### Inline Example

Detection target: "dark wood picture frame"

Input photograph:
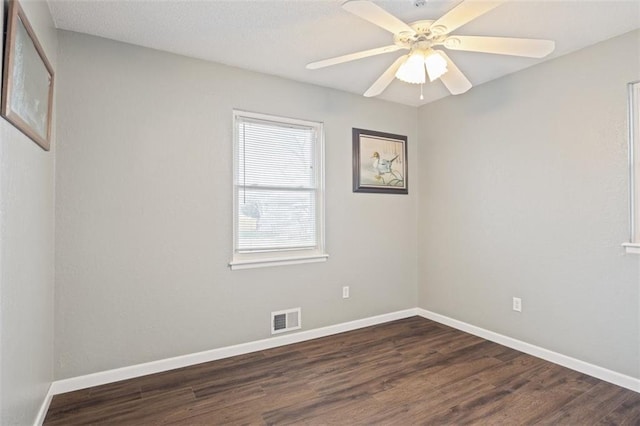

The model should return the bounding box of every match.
[353,128,408,194]
[1,0,54,151]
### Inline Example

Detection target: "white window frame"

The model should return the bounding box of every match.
[230,110,327,269]
[624,81,640,254]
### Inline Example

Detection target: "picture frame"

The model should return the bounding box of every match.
[1,0,55,151]
[353,128,408,194]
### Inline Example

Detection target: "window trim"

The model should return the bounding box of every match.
[625,81,640,254]
[230,110,327,269]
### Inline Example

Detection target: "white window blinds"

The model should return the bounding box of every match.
[231,111,326,269]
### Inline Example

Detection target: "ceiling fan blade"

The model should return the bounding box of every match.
[306,45,404,70]
[342,0,415,35]
[430,0,505,35]
[364,55,408,97]
[443,36,555,58]
[437,51,472,95]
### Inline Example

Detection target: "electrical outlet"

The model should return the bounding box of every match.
[512,297,522,312]
[342,286,350,299]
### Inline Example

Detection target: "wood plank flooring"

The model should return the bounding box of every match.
[44,317,640,425]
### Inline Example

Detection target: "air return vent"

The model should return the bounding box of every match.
[271,308,301,334]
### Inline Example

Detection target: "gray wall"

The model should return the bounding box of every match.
[0,1,57,424]
[417,30,640,377]
[54,26,640,383]
[54,31,418,379]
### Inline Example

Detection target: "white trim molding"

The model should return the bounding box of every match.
[622,242,640,254]
[230,254,329,270]
[416,308,640,393]
[50,309,417,395]
[34,384,54,426]
[47,307,639,401]
[626,80,640,252]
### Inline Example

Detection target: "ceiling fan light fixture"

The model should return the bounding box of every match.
[395,51,426,84]
[424,50,448,82]
[308,0,555,99]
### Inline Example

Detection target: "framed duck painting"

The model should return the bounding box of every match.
[352,128,408,194]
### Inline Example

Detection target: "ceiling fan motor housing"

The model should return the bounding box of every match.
[394,20,448,51]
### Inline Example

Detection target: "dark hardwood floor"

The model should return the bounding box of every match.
[44,316,640,425]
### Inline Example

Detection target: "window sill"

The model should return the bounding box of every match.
[623,243,640,254]
[229,254,329,270]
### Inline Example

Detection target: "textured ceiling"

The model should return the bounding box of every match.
[48,0,640,106]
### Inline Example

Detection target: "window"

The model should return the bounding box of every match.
[624,81,640,254]
[230,110,327,269]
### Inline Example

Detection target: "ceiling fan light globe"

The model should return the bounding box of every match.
[425,51,448,81]
[395,51,426,84]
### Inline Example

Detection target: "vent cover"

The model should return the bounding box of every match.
[271,308,301,334]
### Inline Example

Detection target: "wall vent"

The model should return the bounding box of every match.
[271,308,301,334]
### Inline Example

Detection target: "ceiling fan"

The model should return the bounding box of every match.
[306,0,555,98]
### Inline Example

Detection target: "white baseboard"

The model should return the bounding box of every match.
[33,384,54,426]
[416,308,640,393]
[50,308,418,395]
[48,306,640,400]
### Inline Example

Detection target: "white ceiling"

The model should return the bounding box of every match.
[48,0,640,106]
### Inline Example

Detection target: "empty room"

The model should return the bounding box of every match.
[1,0,640,424]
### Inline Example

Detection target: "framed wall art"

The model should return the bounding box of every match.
[353,128,408,194]
[1,0,55,151]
